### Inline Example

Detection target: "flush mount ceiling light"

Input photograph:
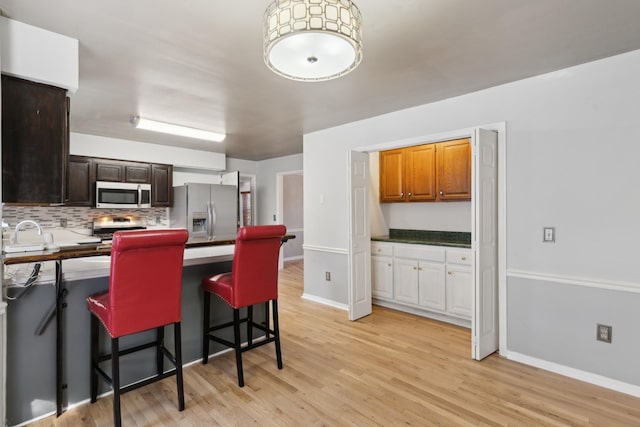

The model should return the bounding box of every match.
[263,0,363,82]
[131,116,226,142]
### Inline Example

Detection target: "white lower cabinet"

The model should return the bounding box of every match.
[418,261,446,311]
[445,249,473,318]
[393,257,420,304]
[371,241,473,324]
[371,242,394,299]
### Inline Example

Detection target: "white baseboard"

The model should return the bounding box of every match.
[283,255,303,262]
[301,293,348,311]
[506,351,640,398]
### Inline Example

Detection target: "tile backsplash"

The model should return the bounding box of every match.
[2,206,169,231]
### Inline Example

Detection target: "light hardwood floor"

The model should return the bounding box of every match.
[31,260,640,426]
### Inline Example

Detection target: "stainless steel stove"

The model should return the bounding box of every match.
[92,215,147,241]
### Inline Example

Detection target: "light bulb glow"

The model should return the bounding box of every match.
[131,117,225,142]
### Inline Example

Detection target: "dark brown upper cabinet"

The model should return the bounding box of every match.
[2,75,69,204]
[66,155,173,207]
[95,159,151,184]
[66,155,94,206]
[151,163,173,207]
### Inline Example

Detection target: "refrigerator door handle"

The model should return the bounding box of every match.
[206,202,213,240]
[206,201,217,240]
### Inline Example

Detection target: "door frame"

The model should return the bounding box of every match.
[239,173,257,226]
[349,122,507,355]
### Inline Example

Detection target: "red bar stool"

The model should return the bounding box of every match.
[201,225,286,387]
[86,229,189,427]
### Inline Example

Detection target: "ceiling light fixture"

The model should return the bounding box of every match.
[131,116,226,142]
[263,0,363,82]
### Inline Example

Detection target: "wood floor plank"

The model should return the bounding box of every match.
[28,259,640,426]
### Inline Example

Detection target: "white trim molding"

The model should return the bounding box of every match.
[506,351,640,398]
[303,244,349,255]
[507,269,640,294]
[301,293,348,311]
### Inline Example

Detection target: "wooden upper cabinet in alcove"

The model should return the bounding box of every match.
[379,138,470,203]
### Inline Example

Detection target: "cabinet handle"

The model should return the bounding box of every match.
[413,266,417,270]
[440,191,444,195]
[408,192,412,197]
[387,263,391,267]
[448,271,452,275]
[418,267,422,271]
[461,256,466,261]
[401,192,404,197]
[377,248,381,252]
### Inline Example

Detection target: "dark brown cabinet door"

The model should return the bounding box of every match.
[66,155,94,206]
[2,75,69,204]
[95,161,124,182]
[151,164,173,207]
[125,163,151,183]
[405,144,436,202]
[437,138,471,201]
[379,149,405,202]
[95,159,151,183]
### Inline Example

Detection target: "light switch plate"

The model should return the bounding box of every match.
[543,227,555,242]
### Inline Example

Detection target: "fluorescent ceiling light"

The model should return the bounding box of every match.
[131,116,226,142]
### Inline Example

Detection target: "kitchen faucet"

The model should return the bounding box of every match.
[11,220,43,244]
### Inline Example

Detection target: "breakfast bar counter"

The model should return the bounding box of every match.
[3,234,240,265]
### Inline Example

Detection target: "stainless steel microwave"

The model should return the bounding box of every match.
[95,181,151,208]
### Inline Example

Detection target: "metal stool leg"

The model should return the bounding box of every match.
[156,326,165,375]
[202,292,210,363]
[233,308,244,387]
[174,322,185,411]
[111,337,122,427]
[272,299,283,370]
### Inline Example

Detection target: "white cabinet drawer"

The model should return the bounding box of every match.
[394,243,445,262]
[371,242,393,257]
[446,249,472,266]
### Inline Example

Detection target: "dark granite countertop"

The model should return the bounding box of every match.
[371,229,471,248]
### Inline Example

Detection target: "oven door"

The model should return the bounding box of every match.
[96,182,151,208]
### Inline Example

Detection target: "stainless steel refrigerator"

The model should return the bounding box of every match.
[170,179,239,240]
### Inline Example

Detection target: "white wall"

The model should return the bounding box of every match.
[304,48,640,393]
[0,17,78,92]
[256,153,303,225]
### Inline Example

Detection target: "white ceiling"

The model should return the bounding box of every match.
[2,0,640,161]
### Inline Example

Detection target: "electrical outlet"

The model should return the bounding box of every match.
[325,271,331,281]
[597,324,612,343]
[543,227,555,242]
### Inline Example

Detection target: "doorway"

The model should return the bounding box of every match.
[347,123,506,360]
[277,170,304,269]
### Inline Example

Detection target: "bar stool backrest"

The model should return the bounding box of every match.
[107,229,189,337]
[230,225,287,308]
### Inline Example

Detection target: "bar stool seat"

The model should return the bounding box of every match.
[201,225,286,387]
[87,228,188,427]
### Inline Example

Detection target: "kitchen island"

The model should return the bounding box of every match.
[2,233,294,426]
